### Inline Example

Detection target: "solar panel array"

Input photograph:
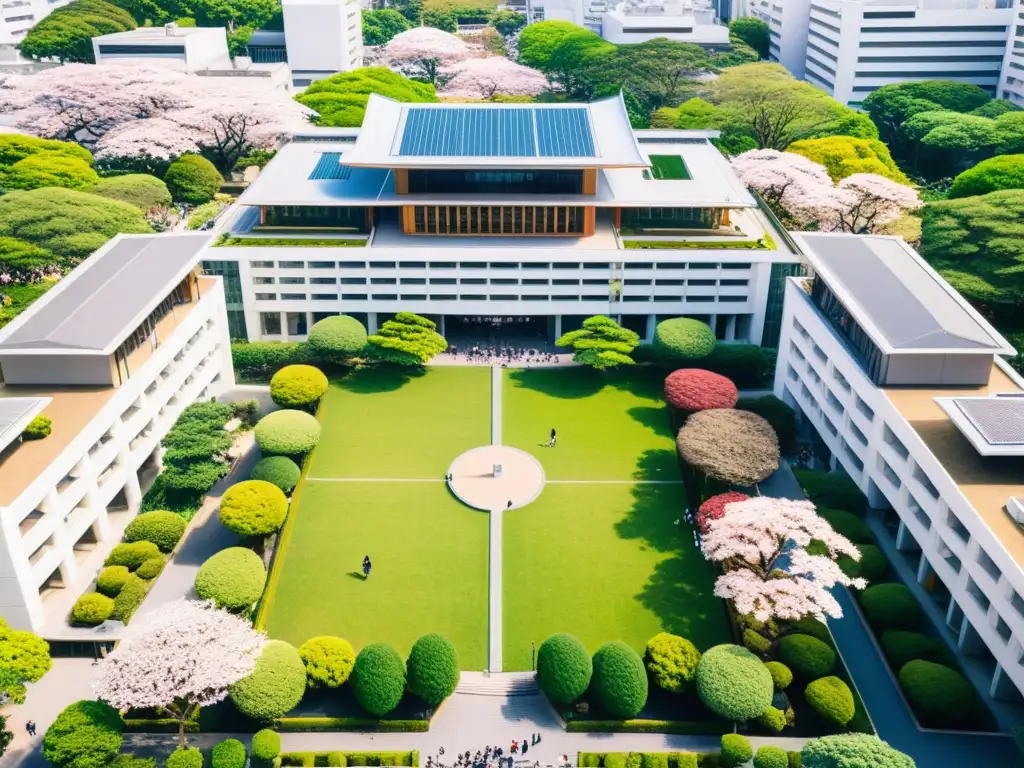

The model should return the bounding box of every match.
[308,152,352,180]
[398,107,596,158]
[0,398,47,449]
[955,397,1024,445]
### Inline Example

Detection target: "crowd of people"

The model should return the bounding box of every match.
[424,738,571,768]
[444,344,565,367]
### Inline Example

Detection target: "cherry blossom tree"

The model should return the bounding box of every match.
[439,57,547,99]
[382,27,472,85]
[702,496,867,623]
[830,173,924,234]
[93,600,265,748]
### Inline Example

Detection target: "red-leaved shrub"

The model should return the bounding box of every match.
[697,491,751,533]
[664,369,739,413]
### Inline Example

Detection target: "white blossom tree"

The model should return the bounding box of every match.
[382,27,472,85]
[439,57,548,99]
[702,496,867,623]
[93,599,265,748]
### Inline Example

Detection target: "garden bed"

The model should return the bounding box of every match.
[279,750,420,766]
[622,234,776,250]
[216,237,368,248]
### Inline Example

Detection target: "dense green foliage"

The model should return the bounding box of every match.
[43,700,124,768]
[406,633,460,707]
[556,316,640,369]
[104,541,161,569]
[298,636,356,689]
[96,565,131,597]
[164,155,223,204]
[763,661,792,691]
[753,746,788,768]
[643,632,700,694]
[491,9,526,35]
[254,409,321,455]
[71,593,114,626]
[18,0,135,62]
[157,401,233,498]
[111,573,148,622]
[802,735,914,768]
[791,469,866,514]
[817,508,872,544]
[362,9,412,44]
[232,341,313,378]
[652,318,716,361]
[898,659,981,729]
[0,135,93,166]
[90,174,172,210]
[0,154,98,192]
[949,154,1024,198]
[251,456,302,493]
[859,583,922,631]
[135,556,165,580]
[367,311,447,365]
[212,739,247,768]
[270,364,329,409]
[350,643,407,716]
[838,543,886,584]
[218,480,289,537]
[230,640,307,720]
[805,676,855,727]
[195,547,267,610]
[123,511,187,553]
[695,644,773,722]
[0,238,53,282]
[728,17,769,59]
[166,748,204,768]
[721,734,753,767]
[307,315,368,361]
[536,633,592,704]
[297,68,438,128]
[787,136,909,183]
[590,642,648,718]
[22,415,51,440]
[879,630,955,672]
[778,634,836,680]
[251,729,282,761]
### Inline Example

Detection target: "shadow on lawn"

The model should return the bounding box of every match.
[506,367,664,400]
[627,405,674,439]
[333,364,426,394]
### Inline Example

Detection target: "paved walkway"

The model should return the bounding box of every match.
[492,367,502,445]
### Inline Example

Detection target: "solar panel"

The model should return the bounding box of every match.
[308,152,352,180]
[954,397,1024,445]
[0,398,48,452]
[536,108,595,157]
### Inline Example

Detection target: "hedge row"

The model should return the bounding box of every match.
[279,751,418,767]
[271,717,428,732]
[569,721,732,735]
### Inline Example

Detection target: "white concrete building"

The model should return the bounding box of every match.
[0,234,234,637]
[92,24,232,70]
[0,0,72,46]
[602,0,730,46]
[997,0,1024,104]
[281,0,362,88]
[774,232,1024,703]
[750,0,1014,105]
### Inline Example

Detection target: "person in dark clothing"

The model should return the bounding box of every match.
[521,739,528,755]
[507,500,513,509]
[362,555,372,579]
[548,428,556,447]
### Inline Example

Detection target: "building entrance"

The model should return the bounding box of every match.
[445,315,556,352]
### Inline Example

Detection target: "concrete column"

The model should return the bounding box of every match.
[990,663,1024,702]
[958,618,987,656]
[708,314,718,338]
[368,312,378,334]
[124,472,142,509]
[725,315,737,342]
[895,520,913,551]
[439,315,446,338]
[645,314,656,343]
[916,553,932,586]
[554,315,562,340]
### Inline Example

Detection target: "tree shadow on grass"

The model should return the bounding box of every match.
[635,555,730,649]
[627,405,675,439]
[332,364,426,394]
[506,366,665,400]
[615,467,686,554]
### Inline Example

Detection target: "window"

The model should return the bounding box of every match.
[339,261,365,268]
[312,294,337,300]
[620,207,719,230]
[280,277,305,285]
[251,260,274,269]
[256,293,277,301]
[253,276,274,285]
[373,293,398,300]
[371,277,396,285]
[400,278,426,285]
[883,426,909,459]
[409,205,586,235]
[430,278,456,285]
[309,261,335,269]
[286,312,307,336]
[260,312,282,335]
[281,293,306,300]
[341,293,367,300]
[312,277,338,285]
[278,261,304,269]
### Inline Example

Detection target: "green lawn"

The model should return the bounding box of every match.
[502,483,730,672]
[502,368,678,480]
[263,481,489,669]
[309,366,490,479]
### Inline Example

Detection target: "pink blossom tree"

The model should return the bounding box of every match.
[93,599,265,748]
[703,496,866,622]
[382,27,472,85]
[439,57,548,99]
[830,173,924,234]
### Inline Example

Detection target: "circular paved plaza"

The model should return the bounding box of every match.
[447,446,545,511]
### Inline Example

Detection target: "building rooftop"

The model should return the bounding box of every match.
[0,397,50,456]
[93,26,227,41]
[0,234,213,356]
[935,395,1024,457]
[797,233,1014,356]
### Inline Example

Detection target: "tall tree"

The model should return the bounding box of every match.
[297,67,437,128]
[18,0,135,63]
[556,316,640,369]
[728,17,769,59]
[787,136,909,183]
[361,8,411,46]
[381,26,470,85]
[613,39,711,110]
[516,20,583,70]
[0,617,52,704]
[367,311,447,365]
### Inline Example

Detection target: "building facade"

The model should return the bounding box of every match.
[92,24,232,70]
[774,232,1024,703]
[209,96,803,349]
[281,0,362,87]
[998,0,1024,104]
[602,0,730,46]
[0,0,72,46]
[0,235,234,635]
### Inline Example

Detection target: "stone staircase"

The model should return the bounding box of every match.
[456,671,539,696]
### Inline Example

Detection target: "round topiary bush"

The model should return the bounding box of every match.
[817,508,873,544]
[753,746,788,768]
[778,634,836,680]
[229,640,307,720]
[90,173,172,210]
[218,480,289,537]
[307,315,368,360]
[104,540,161,569]
[859,583,922,631]
[663,369,739,413]
[790,616,831,644]
[897,659,980,729]
[250,456,301,494]
[590,641,648,718]
[737,395,797,455]
[254,409,321,456]
[71,593,114,625]
[805,676,855,727]
[763,661,793,691]
[269,365,329,410]
[696,491,750,534]
[135,555,166,580]
[856,544,887,583]
[643,632,700,694]
[536,633,592,705]
[211,738,247,768]
[96,565,131,597]
[653,318,717,361]
[801,734,914,768]
[721,734,753,768]
[164,154,223,204]
[251,729,281,761]
[194,547,267,611]
[695,644,774,722]
[879,630,954,672]
[406,633,460,707]
[22,415,51,440]
[755,706,787,733]
[677,409,780,486]
[123,510,187,553]
[166,747,204,768]
[43,699,124,768]
[350,642,407,717]
[298,636,356,689]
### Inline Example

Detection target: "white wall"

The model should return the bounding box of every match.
[282,0,362,80]
[92,28,231,71]
[998,0,1024,104]
[0,0,73,46]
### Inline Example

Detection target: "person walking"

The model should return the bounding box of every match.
[521,739,528,756]
[510,740,518,755]
[25,721,35,736]
[506,500,513,509]
[548,428,556,447]
[362,555,372,579]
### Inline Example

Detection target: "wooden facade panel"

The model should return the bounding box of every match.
[582,169,598,195]
[394,169,409,195]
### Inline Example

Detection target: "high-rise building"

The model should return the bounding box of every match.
[0,0,71,46]
[998,0,1024,104]
[281,0,362,88]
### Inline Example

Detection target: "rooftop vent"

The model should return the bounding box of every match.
[165,21,179,35]
[1008,497,1024,526]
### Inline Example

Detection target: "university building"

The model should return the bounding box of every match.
[774,233,1024,704]
[207,94,802,348]
[0,235,234,636]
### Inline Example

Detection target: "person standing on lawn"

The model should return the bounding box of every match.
[362,555,372,579]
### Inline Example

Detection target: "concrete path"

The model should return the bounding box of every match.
[489,507,503,673]
[492,367,502,446]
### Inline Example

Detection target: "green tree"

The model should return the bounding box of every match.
[190,0,278,28]
[517,20,585,69]
[801,735,914,768]
[0,188,151,264]
[164,155,224,204]
[0,238,55,281]
[0,618,52,704]
[362,9,411,45]
[712,35,760,68]
[995,111,1024,154]
[390,0,422,23]
[228,24,253,57]
[367,311,447,365]
[948,154,1024,198]
[0,715,12,758]
[297,67,438,128]
[728,17,769,59]
[0,153,99,192]
[787,136,909,183]
[902,110,1000,176]
[542,28,616,100]
[612,39,711,111]
[90,174,172,210]
[490,9,525,36]
[18,0,135,62]
[43,700,124,768]
[422,7,456,31]
[0,135,93,166]
[556,315,639,369]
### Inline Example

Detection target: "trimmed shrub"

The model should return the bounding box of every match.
[251,456,302,493]
[536,633,592,705]
[697,491,749,534]
[789,617,832,645]
[255,409,321,456]
[605,755,626,768]
[948,154,1024,198]
[677,409,780,486]
[805,676,855,727]
[695,644,773,722]
[801,734,914,768]
[778,634,836,680]
[233,341,314,380]
[663,369,738,412]
[898,659,980,729]
[643,632,700,694]
[753,747,788,768]
[817,508,872,544]
[879,630,955,672]
[743,628,772,655]
[590,641,648,719]
[701,343,775,389]
[166,747,204,768]
[164,154,223,204]
[96,565,131,597]
[212,739,247,768]
[230,640,307,720]
[307,315,368,360]
[351,643,407,717]
[653,318,716,360]
[90,174,172,210]
[859,583,922,631]
[764,661,792,690]
[43,700,124,768]
[299,636,356,689]
[737,395,797,454]
[22,415,51,440]
[135,556,166,580]
[123,510,187,553]
[406,633,460,707]
[270,365,329,409]
[104,540,160,570]
[792,469,866,515]
[642,754,667,768]
[251,729,282,761]
[721,734,753,767]
[219,480,289,537]
[71,593,114,626]
[111,574,148,623]
[195,547,267,610]
[755,706,787,733]
[110,756,157,768]
[839,544,886,583]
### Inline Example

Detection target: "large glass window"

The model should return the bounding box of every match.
[263,206,368,232]
[407,169,584,195]
[410,205,585,235]
[261,312,282,335]
[620,208,720,231]
[811,277,887,384]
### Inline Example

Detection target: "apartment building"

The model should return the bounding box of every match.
[750,0,1014,105]
[281,0,362,87]
[774,233,1024,703]
[208,94,803,350]
[998,0,1024,104]
[602,0,730,47]
[0,235,234,636]
[0,0,71,46]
